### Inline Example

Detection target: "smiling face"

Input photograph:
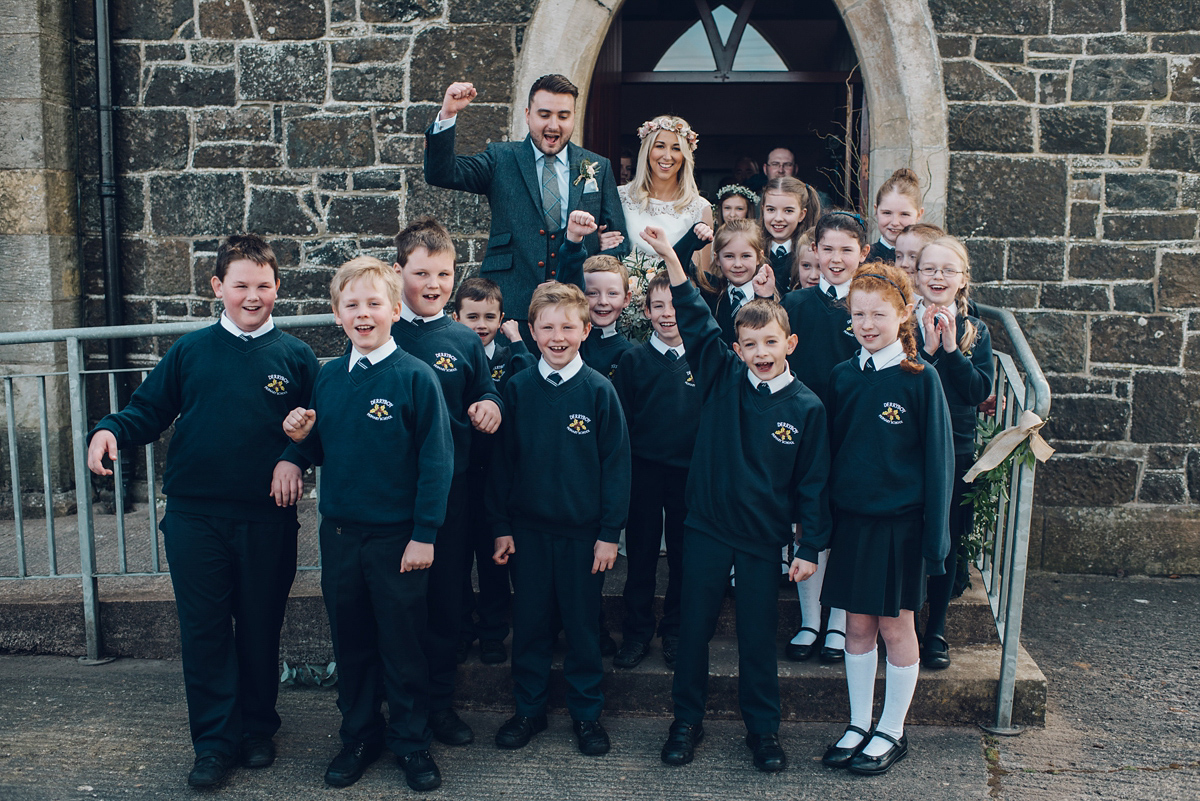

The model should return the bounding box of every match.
[584,270,631,328]
[397,246,455,317]
[644,285,682,346]
[761,190,804,243]
[764,148,796,180]
[334,275,401,355]
[716,233,760,288]
[849,288,911,355]
[893,231,926,278]
[817,228,869,286]
[915,242,967,308]
[211,258,278,333]
[875,190,924,247]
[647,131,684,184]
[720,195,749,222]
[525,90,575,156]
[532,304,591,370]
[455,297,503,346]
[796,243,821,288]
[733,319,797,381]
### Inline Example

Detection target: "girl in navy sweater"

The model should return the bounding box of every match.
[695,219,777,345]
[819,263,953,776]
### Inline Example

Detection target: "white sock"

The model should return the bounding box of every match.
[863,660,919,757]
[836,647,878,749]
[825,606,846,651]
[793,549,827,646]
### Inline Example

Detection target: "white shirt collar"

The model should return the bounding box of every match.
[818,276,850,300]
[531,139,568,168]
[220,312,274,339]
[859,339,906,371]
[349,337,398,371]
[746,368,794,394]
[914,298,929,322]
[598,322,620,339]
[538,353,584,384]
[399,302,445,324]
[483,340,496,359]
[728,281,753,302]
[877,238,896,252]
[650,332,685,356]
[770,240,793,255]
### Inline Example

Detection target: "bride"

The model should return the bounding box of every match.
[619,115,712,273]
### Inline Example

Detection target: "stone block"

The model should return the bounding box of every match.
[1068,202,1099,238]
[238,43,327,103]
[331,37,410,64]
[191,42,236,65]
[1113,105,1145,122]
[1184,176,1200,208]
[938,36,971,58]
[111,0,192,40]
[193,143,282,168]
[1131,371,1200,443]
[246,189,319,236]
[195,107,273,142]
[1148,445,1187,469]
[0,169,76,237]
[326,195,400,235]
[114,109,189,172]
[1038,73,1067,105]
[145,43,187,62]
[1052,0,1122,33]
[1086,35,1147,55]
[277,266,336,301]
[1191,451,1200,502]
[78,174,144,235]
[199,0,254,39]
[928,0,1049,35]
[406,180,489,235]
[1035,456,1138,505]
[0,234,79,303]
[1149,128,1200,172]
[1048,375,1115,395]
[1015,311,1086,372]
[1152,34,1200,53]
[1148,104,1188,124]
[1160,252,1200,309]
[353,169,406,191]
[317,173,347,191]
[120,238,191,296]
[331,65,406,103]
[410,26,514,104]
[1113,284,1155,313]
[1091,315,1183,365]
[1103,213,1197,242]
[379,135,423,165]
[1035,506,1200,575]
[250,0,326,40]
[1007,241,1064,281]
[1140,471,1186,504]
[994,66,1037,101]
[1169,58,1200,103]
[964,239,1003,282]
[942,61,1017,102]
[1127,0,1200,32]
[973,37,1023,63]
[1071,57,1168,102]
[361,0,443,23]
[1040,283,1108,311]
[1030,37,1083,54]
[947,155,1066,238]
[947,105,1032,152]
[1043,397,1128,441]
[971,284,1038,309]
[1068,244,1155,280]
[143,65,235,107]
[1105,173,1179,210]
[285,114,375,169]
[149,173,246,237]
[305,239,359,267]
[448,0,533,23]
[1038,106,1106,154]
[1109,125,1147,156]
[331,0,356,22]
[269,239,302,268]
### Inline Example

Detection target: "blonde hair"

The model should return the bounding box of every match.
[919,235,979,353]
[627,117,701,214]
[847,262,923,374]
[582,254,630,287]
[697,219,766,295]
[527,281,590,327]
[331,256,402,308]
[875,168,922,209]
[789,229,815,290]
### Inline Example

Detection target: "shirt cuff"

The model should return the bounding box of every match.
[431,114,456,133]
[412,525,439,544]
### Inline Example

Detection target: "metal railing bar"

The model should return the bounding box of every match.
[976,304,1050,419]
[37,377,57,575]
[67,338,102,660]
[0,314,337,346]
[5,377,27,577]
[0,572,84,581]
[106,372,128,574]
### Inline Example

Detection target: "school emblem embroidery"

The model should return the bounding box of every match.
[772,421,799,445]
[879,402,906,425]
[567,414,592,435]
[368,398,394,421]
[685,371,695,387]
[433,352,458,372]
[491,365,506,382]
[607,364,618,378]
[264,374,289,395]
[843,319,856,338]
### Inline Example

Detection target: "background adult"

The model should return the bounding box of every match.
[747,146,795,193]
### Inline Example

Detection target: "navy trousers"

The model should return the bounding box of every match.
[621,458,688,644]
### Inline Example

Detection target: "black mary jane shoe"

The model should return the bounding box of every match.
[785,627,820,662]
[922,634,951,670]
[819,629,846,663]
[820,724,871,768]
[847,732,909,775]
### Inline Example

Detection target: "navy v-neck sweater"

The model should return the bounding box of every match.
[782,285,859,409]
[612,341,700,469]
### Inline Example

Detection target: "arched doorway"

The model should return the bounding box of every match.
[511,0,948,224]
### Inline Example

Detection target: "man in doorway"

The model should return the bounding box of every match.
[747,147,795,193]
[425,74,629,340]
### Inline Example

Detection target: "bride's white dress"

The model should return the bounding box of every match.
[619,184,709,257]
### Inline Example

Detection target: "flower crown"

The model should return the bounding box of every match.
[637,117,699,151]
[716,184,759,205]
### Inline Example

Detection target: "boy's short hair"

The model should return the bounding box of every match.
[216,234,279,282]
[395,216,455,268]
[528,281,590,327]
[899,222,946,244]
[642,271,673,309]
[734,298,792,338]
[331,256,403,308]
[582,254,630,288]
[455,276,504,313]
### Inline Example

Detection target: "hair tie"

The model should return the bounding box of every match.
[830,210,866,228]
[857,273,907,299]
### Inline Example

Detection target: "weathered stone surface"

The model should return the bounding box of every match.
[331,66,406,103]
[198,0,254,39]
[1113,284,1155,313]
[195,107,273,142]
[1039,106,1106,154]
[1140,471,1186,504]
[963,239,1004,282]
[1015,311,1086,372]
[971,284,1038,308]
[120,239,191,296]
[1052,0,1122,33]
[1148,104,1189,124]
[1030,36,1083,54]
[943,61,1017,102]
[1043,397,1128,441]
[114,109,189,172]
[1040,283,1108,311]
[1068,202,1099,238]
[1091,315,1183,365]
[1190,451,1200,502]
[1132,371,1200,442]
[379,136,423,165]
[146,42,186,61]
[277,266,336,301]
[1148,445,1187,469]
[928,0,1048,34]
[938,36,971,58]
[1071,57,1168,102]
[149,173,245,237]
[973,37,1023,63]
[193,143,282,168]
[1160,252,1200,309]
[1007,241,1064,281]
[1069,244,1155,280]
[111,0,192,40]
[1152,33,1200,53]
[78,174,144,235]
[1105,173,1179,210]
[1036,505,1200,574]
[1109,125,1147,156]
[331,38,410,64]
[245,189,318,236]
[305,238,359,267]
[1035,456,1138,505]
[947,105,1032,152]
[448,0,533,24]
[143,65,235,107]
[353,169,405,191]
[1127,0,1200,32]
[948,155,1066,238]
[238,43,327,103]
[250,0,326,40]
[409,26,514,104]
[191,42,237,65]
[406,180,488,235]
[1103,213,1197,242]
[325,196,400,235]
[1169,57,1200,103]
[1113,105,1145,122]
[285,114,374,168]
[361,0,443,23]
[1149,127,1200,172]
[1038,72,1067,104]
[993,65,1037,101]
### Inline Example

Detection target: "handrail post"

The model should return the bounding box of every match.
[66,338,103,661]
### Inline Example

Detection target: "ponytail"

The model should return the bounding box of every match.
[899,323,923,374]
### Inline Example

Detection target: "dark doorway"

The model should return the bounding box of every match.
[585,0,866,210]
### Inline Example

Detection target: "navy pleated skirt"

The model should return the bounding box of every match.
[821,510,926,617]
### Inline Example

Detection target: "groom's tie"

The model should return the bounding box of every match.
[541,155,562,232]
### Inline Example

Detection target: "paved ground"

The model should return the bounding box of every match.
[1,572,1197,800]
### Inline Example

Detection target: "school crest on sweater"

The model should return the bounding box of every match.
[264,374,290,395]
[772,421,799,445]
[568,413,592,435]
[433,353,458,372]
[491,365,506,382]
[369,398,394,421]
[879,401,906,424]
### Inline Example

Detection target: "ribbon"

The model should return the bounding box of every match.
[964,409,1055,483]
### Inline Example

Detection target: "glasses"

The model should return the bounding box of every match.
[766,161,794,169]
[918,266,963,277]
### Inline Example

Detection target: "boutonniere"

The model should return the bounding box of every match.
[574,159,599,186]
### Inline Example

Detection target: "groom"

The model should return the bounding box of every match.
[424,74,629,335]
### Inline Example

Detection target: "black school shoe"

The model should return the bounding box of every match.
[398,749,442,791]
[239,735,275,768]
[785,627,820,662]
[324,740,383,787]
[188,750,233,788]
[821,724,871,768]
[819,629,846,663]
[660,719,704,766]
[429,708,474,745]
[572,719,611,756]
[746,733,788,773]
[922,634,951,670]
[847,732,908,775]
[479,638,508,664]
[660,635,679,668]
[613,639,650,669]
[495,713,548,749]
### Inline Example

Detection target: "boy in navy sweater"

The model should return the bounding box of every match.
[452,277,536,665]
[391,217,504,747]
[87,235,319,789]
[640,225,831,774]
[579,255,635,380]
[281,257,453,792]
[611,271,700,670]
[488,282,631,756]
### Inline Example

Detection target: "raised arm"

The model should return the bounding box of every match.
[424,81,497,194]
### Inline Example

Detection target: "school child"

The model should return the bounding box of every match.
[391,217,504,748]
[789,229,820,290]
[868,168,925,264]
[611,271,701,670]
[892,222,945,279]
[715,184,758,224]
[579,255,636,380]
[761,176,821,298]
[640,224,831,774]
[452,278,537,666]
[695,219,777,345]
[819,263,953,776]
[280,257,453,791]
[86,235,318,789]
[913,236,994,670]
[488,282,631,756]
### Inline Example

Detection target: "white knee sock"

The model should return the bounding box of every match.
[825,606,846,651]
[836,647,878,748]
[864,660,919,757]
[792,549,827,646]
